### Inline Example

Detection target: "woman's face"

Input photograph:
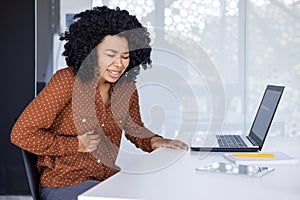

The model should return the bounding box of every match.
[97,35,130,84]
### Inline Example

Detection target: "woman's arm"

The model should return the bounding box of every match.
[123,87,187,152]
[123,88,158,152]
[10,68,79,156]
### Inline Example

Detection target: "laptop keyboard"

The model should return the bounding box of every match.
[216,135,247,148]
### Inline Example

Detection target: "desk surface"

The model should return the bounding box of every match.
[78,136,300,200]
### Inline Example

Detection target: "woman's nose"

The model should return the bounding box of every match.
[113,56,123,67]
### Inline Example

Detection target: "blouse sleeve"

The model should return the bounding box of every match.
[123,87,161,153]
[10,68,79,156]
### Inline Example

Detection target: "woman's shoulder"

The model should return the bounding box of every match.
[49,66,76,84]
[112,80,139,106]
[117,79,136,88]
[45,66,76,93]
[114,80,137,93]
[54,66,76,78]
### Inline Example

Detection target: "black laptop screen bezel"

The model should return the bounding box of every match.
[248,85,284,150]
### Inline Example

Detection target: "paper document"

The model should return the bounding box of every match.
[224,151,299,165]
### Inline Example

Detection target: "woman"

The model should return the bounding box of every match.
[11,6,187,200]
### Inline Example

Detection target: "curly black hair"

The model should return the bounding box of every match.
[60,6,152,82]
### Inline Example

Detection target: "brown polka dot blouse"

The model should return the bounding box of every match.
[11,66,159,188]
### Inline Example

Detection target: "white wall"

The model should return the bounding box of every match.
[53,0,92,71]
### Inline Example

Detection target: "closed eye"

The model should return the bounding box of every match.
[122,56,129,59]
[104,49,129,59]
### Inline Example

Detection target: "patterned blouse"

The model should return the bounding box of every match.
[11,66,158,188]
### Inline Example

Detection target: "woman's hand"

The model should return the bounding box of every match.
[151,136,188,150]
[77,130,101,152]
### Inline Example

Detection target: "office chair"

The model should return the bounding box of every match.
[21,149,40,200]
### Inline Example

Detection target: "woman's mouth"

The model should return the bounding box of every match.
[107,69,121,78]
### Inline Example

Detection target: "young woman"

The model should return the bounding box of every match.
[11,6,187,200]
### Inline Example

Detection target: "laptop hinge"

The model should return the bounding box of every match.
[247,135,259,147]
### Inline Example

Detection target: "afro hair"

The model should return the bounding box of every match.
[59,6,152,82]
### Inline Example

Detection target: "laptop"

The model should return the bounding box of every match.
[190,85,285,152]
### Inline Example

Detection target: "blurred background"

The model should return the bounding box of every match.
[38,0,300,152]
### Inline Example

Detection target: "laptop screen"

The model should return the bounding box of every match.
[248,85,284,150]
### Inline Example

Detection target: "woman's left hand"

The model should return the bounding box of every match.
[151,136,188,150]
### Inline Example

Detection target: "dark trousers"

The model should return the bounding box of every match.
[40,180,100,200]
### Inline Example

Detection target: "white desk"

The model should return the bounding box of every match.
[78,136,300,200]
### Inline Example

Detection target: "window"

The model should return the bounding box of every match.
[37,0,300,141]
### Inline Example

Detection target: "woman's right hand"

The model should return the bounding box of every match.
[77,130,100,152]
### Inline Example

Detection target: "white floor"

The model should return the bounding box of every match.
[0,196,32,200]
